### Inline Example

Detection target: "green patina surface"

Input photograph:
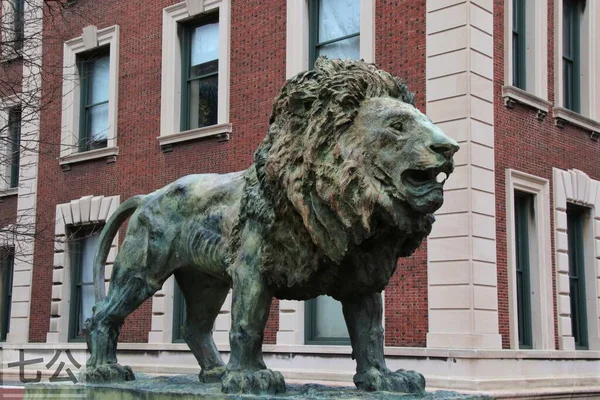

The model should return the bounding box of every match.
[84,58,459,396]
[25,375,491,400]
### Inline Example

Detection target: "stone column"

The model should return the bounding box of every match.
[425,0,502,349]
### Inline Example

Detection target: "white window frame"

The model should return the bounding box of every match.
[0,95,20,195]
[552,0,600,133]
[286,0,375,79]
[552,168,600,351]
[505,169,554,350]
[60,25,120,165]
[502,0,551,118]
[46,195,119,343]
[159,0,232,147]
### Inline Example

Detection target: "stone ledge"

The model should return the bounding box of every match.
[59,147,119,167]
[0,187,18,198]
[502,86,552,120]
[553,107,600,136]
[24,374,488,400]
[157,123,232,149]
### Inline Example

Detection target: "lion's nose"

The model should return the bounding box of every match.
[430,142,459,160]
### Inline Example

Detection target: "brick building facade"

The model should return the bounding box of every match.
[0,0,599,396]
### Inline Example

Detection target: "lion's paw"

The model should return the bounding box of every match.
[199,365,226,383]
[221,368,285,395]
[82,363,135,383]
[354,367,425,394]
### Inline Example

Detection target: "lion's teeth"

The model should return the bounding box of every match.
[436,172,447,183]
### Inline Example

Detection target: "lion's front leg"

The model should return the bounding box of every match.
[221,240,285,395]
[341,292,425,394]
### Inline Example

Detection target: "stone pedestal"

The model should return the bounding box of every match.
[24,374,492,399]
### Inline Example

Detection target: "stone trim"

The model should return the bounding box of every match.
[502,85,552,120]
[58,146,119,167]
[5,0,43,344]
[425,0,501,349]
[552,168,600,350]
[160,1,231,141]
[505,169,554,349]
[503,0,548,100]
[59,25,120,159]
[46,195,119,344]
[553,106,600,136]
[0,95,21,191]
[156,123,232,149]
[285,0,375,79]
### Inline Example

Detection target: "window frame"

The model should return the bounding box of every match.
[172,280,186,343]
[60,25,120,165]
[304,296,350,345]
[514,191,533,349]
[77,46,110,153]
[0,250,14,342]
[7,106,20,189]
[562,0,582,113]
[512,0,527,89]
[566,204,588,350]
[159,1,231,147]
[68,227,101,343]
[308,0,361,67]
[179,13,220,133]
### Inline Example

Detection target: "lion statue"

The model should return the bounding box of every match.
[84,58,458,395]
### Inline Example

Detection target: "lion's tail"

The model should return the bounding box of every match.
[94,195,144,302]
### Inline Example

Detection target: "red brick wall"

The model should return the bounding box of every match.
[377,0,428,348]
[28,0,429,347]
[494,0,598,349]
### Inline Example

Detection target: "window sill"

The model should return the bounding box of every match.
[1,49,22,64]
[157,123,232,151]
[502,86,552,120]
[59,146,119,170]
[552,107,600,139]
[0,187,18,198]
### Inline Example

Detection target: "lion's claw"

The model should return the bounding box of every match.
[199,365,226,383]
[354,367,425,394]
[221,368,285,394]
[82,363,135,383]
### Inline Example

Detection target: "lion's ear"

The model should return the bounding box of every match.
[288,91,316,117]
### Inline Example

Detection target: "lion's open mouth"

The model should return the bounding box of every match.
[402,163,453,191]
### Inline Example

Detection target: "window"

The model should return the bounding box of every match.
[160,2,231,146]
[0,250,14,341]
[60,25,119,164]
[12,0,23,52]
[309,0,360,65]
[562,0,582,113]
[180,16,219,131]
[172,281,186,342]
[77,48,110,152]
[566,204,588,349]
[512,0,527,89]
[69,230,100,341]
[6,107,20,188]
[305,295,349,344]
[514,191,533,348]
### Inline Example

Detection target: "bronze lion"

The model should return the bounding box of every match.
[84,58,458,395]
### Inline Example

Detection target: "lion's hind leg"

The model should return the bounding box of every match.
[174,268,230,383]
[84,258,160,383]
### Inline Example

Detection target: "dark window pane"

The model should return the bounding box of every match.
[188,74,218,129]
[8,108,21,188]
[191,22,219,66]
[0,253,14,341]
[514,192,533,348]
[318,0,360,43]
[317,35,360,60]
[87,55,110,105]
[13,0,24,51]
[567,204,588,349]
[87,102,109,147]
[314,296,349,339]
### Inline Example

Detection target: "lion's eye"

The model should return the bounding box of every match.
[390,121,404,132]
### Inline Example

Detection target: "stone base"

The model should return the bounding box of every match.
[24,374,493,399]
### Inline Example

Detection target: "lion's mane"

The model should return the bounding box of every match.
[238,58,432,293]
